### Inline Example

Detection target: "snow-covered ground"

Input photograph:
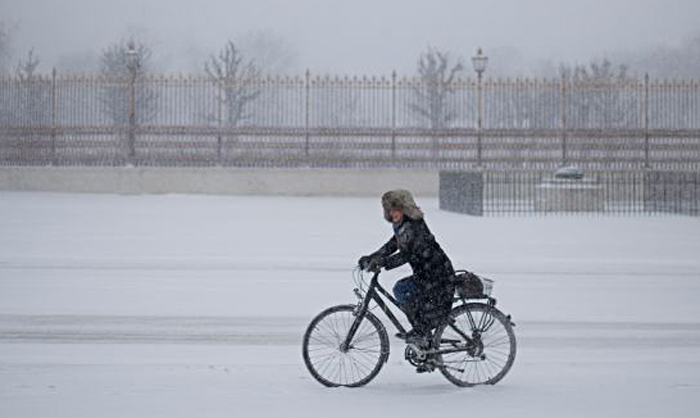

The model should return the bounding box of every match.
[1,192,699,417]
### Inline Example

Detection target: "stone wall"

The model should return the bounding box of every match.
[0,167,439,197]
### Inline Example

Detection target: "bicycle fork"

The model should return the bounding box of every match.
[340,289,372,352]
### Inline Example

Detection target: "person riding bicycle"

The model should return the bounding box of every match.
[358,189,455,346]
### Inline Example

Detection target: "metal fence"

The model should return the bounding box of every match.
[440,170,700,216]
[1,72,699,169]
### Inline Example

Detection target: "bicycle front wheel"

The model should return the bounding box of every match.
[434,303,516,387]
[302,304,389,387]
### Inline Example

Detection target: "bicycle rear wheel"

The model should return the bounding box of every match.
[302,304,389,387]
[434,303,516,387]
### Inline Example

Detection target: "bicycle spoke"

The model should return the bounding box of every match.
[309,334,338,347]
[317,351,340,377]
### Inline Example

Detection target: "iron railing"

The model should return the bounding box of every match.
[1,73,699,169]
[440,170,700,216]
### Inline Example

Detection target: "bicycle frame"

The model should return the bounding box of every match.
[341,270,488,355]
[341,270,406,350]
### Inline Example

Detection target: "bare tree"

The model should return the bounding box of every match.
[205,40,262,128]
[0,20,15,126]
[15,48,40,80]
[0,20,12,74]
[5,49,50,127]
[559,59,637,162]
[409,47,464,130]
[1,49,52,163]
[559,58,634,129]
[559,58,629,81]
[204,40,262,162]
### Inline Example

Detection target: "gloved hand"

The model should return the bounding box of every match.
[367,256,385,273]
[358,255,372,270]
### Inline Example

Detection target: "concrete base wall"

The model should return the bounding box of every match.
[0,167,439,197]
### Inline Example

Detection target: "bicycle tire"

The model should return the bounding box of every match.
[302,304,390,387]
[434,303,516,387]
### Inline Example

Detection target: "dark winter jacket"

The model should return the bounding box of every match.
[371,215,455,327]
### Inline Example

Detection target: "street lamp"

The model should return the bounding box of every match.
[125,40,139,163]
[471,47,488,166]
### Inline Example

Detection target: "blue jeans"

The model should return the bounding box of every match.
[393,276,418,307]
[393,276,433,334]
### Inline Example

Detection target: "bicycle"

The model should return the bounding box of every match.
[302,267,517,387]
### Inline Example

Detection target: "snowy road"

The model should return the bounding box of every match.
[1,192,700,417]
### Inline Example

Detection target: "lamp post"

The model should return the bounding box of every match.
[471,47,488,167]
[125,40,139,163]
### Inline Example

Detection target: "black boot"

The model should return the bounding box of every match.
[405,329,429,346]
[415,363,435,373]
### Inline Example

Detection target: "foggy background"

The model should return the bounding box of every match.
[2,1,700,416]
[1,0,700,76]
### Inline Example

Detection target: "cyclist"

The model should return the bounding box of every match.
[358,189,455,347]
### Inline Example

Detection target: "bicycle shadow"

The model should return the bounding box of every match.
[361,380,518,397]
[360,381,465,396]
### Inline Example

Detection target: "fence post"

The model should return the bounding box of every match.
[128,70,137,164]
[391,70,397,161]
[50,68,57,165]
[560,74,567,166]
[216,79,223,164]
[477,73,484,167]
[644,73,650,169]
[305,69,310,159]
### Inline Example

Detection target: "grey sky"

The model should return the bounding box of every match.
[2,0,699,74]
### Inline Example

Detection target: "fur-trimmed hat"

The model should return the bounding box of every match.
[381,189,424,220]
